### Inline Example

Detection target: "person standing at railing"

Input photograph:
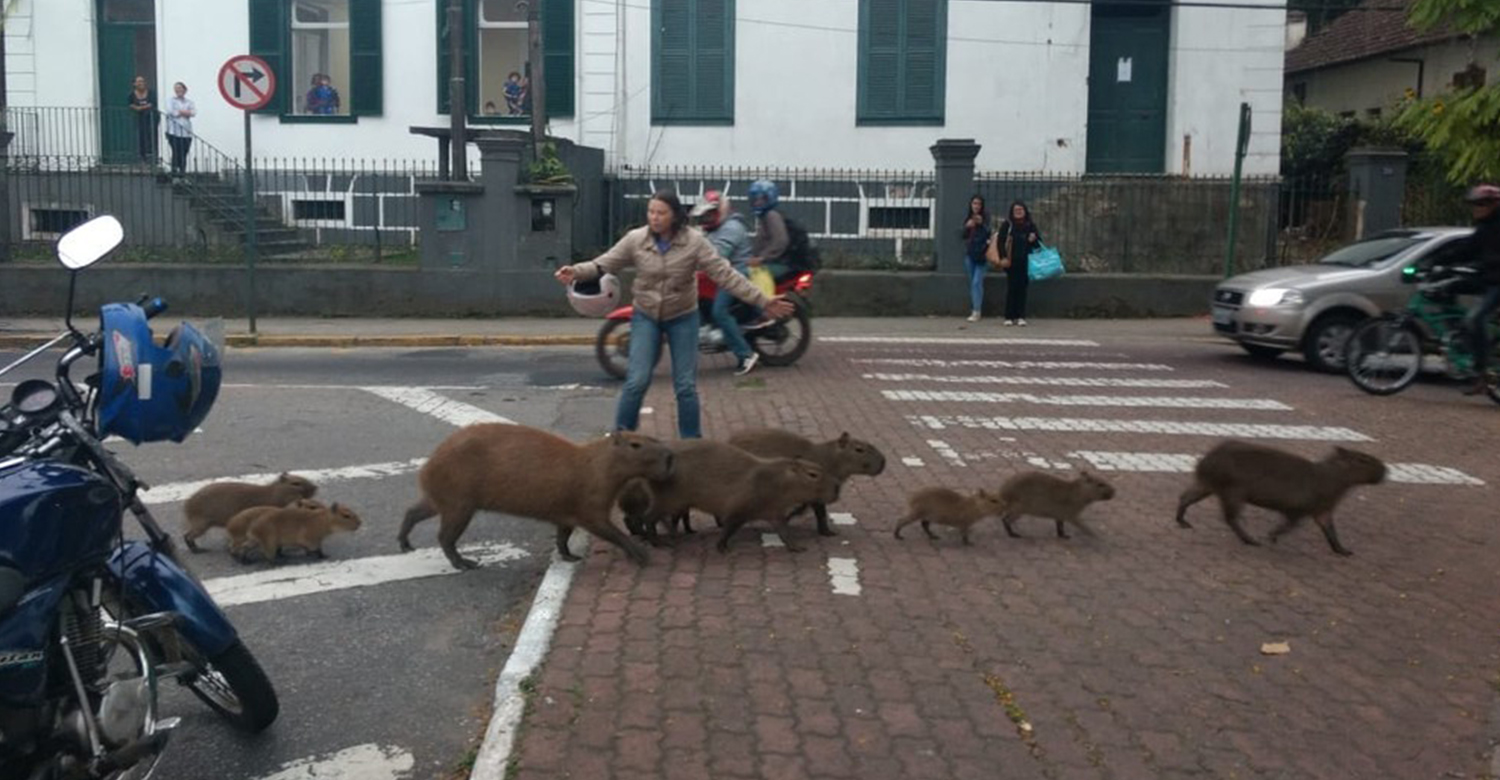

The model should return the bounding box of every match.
[961,194,993,323]
[996,200,1042,326]
[164,82,196,181]
[128,76,159,166]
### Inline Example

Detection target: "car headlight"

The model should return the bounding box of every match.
[1247,288,1304,307]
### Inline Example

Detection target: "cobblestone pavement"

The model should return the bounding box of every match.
[509,323,1500,780]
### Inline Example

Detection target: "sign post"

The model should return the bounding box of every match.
[1224,102,1253,279]
[217,55,276,335]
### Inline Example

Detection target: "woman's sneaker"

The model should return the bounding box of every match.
[1003,319,1015,326]
[735,353,760,376]
[966,311,980,323]
[1017,318,1028,327]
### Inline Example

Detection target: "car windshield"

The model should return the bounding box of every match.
[1317,235,1427,268]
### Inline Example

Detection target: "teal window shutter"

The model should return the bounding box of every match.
[350,0,383,116]
[858,0,945,125]
[542,0,574,118]
[248,0,288,115]
[652,0,734,125]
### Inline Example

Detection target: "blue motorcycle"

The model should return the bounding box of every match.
[0,216,277,780]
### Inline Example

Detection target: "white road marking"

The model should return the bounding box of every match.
[927,439,967,467]
[850,358,1173,371]
[140,458,428,505]
[223,383,485,391]
[761,533,786,548]
[863,373,1223,389]
[823,336,1099,347]
[470,552,583,780]
[886,390,1291,410]
[362,386,515,427]
[205,542,530,608]
[901,457,926,467]
[827,557,862,596]
[830,512,858,526]
[909,415,1373,442]
[1067,451,1483,485]
[250,743,415,780]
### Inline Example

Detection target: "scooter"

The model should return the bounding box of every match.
[0,215,278,780]
[595,268,815,379]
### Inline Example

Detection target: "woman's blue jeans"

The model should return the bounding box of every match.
[615,309,702,438]
[964,255,986,312]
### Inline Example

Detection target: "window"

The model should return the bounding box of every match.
[1453,64,1486,90]
[25,206,92,241]
[437,0,575,120]
[651,0,734,125]
[292,199,348,222]
[858,0,946,125]
[249,0,383,119]
[868,206,930,230]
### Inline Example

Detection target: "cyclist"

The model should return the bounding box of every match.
[1460,184,1500,395]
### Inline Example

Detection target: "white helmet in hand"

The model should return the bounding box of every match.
[567,272,622,317]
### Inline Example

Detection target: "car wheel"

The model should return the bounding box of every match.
[1239,344,1286,361]
[1302,313,1361,373]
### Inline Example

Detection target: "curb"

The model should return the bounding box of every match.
[0,334,599,350]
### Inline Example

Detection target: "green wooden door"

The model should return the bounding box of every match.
[96,0,158,164]
[1085,4,1169,174]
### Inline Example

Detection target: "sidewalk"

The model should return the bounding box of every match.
[0,315,1216,349]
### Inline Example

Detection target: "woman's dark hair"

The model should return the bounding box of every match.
[965,194,988,223]
[1008,200,1032,224]
[649,189,689,235]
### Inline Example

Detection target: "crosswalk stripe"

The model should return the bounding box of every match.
[362,386,515,427]
[823,336,1099,347]
[850,358,1173,371]
[887,390,1291,410]
[141,458,428,505]
[864,373,1226,389]
[909,414,1372,442]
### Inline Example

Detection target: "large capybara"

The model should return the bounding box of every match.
[998,470,1117,540]
[624,439,841,553]
[182,473,319,551]
[726,429,887,536]
[225,498,326,555]
[400,425,675,569]
[237,502,362,563]
[1175,440,1386,556]
[893,487,1005,545]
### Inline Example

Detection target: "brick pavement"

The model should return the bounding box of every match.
[508,325,1500,780]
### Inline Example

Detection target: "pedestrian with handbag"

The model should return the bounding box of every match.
[996,200,1042,326]
[961,195,994,322]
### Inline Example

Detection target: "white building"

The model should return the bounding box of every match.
[4,0,1285,174]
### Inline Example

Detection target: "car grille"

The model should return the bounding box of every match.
[1214,289,1244,306]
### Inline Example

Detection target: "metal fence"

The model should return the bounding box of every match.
[3,107,436,264]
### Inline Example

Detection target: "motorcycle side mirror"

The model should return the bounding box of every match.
[55,215,123,334]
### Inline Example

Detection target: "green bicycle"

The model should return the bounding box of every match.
[1344,264,1500,404]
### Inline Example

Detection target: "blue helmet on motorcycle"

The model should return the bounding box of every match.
[747,180,779,215]
[97,303,223,444]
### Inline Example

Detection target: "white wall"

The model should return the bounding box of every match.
[1291,35,1500,117]
[7,0,97,108]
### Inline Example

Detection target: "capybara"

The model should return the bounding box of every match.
[998,470,1117,539]
[182,473,319,551]
[1175,440,1386,556]
[893,487,1005,545]
[726,429,887,536]
[225,498,326,554]
[237,502,362,563]
[400,425,675,570]
[624,439,841,553]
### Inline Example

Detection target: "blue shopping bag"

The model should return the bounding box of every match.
[1028,243,1065,282]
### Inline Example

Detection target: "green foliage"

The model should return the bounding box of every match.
[1280,102,1415,180]
[1395,0,1500,184]
[526,142,572,185]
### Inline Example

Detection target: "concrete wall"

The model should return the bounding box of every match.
[7,0,1284,175]
[1289,35,1500,117]
[5,173,202,249]
[0,264,1217,320]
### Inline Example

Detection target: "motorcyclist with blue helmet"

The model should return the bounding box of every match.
[690,189,761,375]
[746,179,789,329]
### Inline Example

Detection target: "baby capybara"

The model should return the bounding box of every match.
[400,425,674,569]
[182,473,319,551]
[893,487,1005,545]
[238,502,361,563]
[225,498,326,554]
[998,470,1117,539]
[1175,440,1386,556]
[727,429,887,536]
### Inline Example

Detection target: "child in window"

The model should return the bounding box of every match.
[503,72,523,115]
[305,74,341,115]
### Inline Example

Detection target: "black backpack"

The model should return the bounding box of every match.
[781,215,821,271]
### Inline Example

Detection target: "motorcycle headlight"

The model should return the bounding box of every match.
[1247,288,1304,307]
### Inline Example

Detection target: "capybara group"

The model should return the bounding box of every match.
[400,424,675,569]
[182,473,319,551]
[893,487,1005,545]
[621,439,841,553]
[998,470,1117,539]
[1176,440,1387,556]
[225,498,326,554]
[727,429,886,536]
[235,502,362,563]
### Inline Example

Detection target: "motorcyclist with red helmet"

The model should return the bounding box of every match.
[690,189,761,375]
[1460,183,1500,396]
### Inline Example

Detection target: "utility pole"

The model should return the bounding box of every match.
[526,0,546,157]
[448,0,467,180]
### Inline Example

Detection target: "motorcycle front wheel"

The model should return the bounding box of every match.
[1345,316,1423,395]
[595,318,631,380]
[753,296,812,367]
[183,640,279,733]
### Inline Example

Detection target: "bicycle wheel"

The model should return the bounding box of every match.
[1345,317,1423,395]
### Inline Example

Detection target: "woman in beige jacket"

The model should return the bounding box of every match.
[556,190,794,438]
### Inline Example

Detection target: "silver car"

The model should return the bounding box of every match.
[1211,227,1474,372]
